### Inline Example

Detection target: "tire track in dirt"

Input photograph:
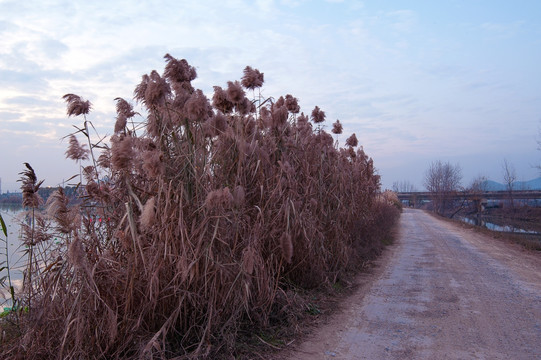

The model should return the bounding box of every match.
[284,208,541,359]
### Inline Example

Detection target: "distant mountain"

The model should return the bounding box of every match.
[516,177,541,190]
[483,180,506,191]
[481,177,541,191]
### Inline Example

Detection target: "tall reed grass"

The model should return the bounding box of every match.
[0,55,400,359]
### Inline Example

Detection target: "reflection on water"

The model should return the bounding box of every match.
[460,215,540,235]
[1,204,73,306]
[0,204,26,281]
[0,204,26,306]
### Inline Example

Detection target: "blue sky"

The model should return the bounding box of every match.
[0,0,540,192]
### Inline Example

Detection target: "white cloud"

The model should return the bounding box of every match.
[480,21,524,39]
[386,9,417,32]
[0,0,540,191]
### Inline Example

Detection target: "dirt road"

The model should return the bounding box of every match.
[285,209,541,359]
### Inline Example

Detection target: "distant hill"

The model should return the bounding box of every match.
[481,177,541,191]
[483,180,506,191]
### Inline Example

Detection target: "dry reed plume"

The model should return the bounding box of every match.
[0,54,400,359]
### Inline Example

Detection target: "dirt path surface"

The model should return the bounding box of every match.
[284,209,541,359]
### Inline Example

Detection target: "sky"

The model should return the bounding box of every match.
[0,0,540,192]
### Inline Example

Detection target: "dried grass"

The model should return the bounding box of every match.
[1,55,400,359]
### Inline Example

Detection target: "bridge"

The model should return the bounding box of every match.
[397,190,541,209]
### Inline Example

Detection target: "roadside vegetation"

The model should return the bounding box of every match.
[0,55,400,359]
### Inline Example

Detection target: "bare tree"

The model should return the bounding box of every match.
[502,158,516,208]
[424,160,462,215]
[468,175,489,214]
[392,180,417,193]
[469,175,488,194]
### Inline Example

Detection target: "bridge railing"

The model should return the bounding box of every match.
[397,190,541,201]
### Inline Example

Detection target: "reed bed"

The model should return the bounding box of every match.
[0,55,400,359]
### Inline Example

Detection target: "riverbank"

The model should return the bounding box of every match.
[433,208,541,251]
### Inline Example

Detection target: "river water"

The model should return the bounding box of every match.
[459,215,540,235]
[0,204,26,305]
[0,204,26,274]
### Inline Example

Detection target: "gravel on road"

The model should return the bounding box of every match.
[284,208,541,360]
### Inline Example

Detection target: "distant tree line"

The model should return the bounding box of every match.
[421,156,538,217]
[392,180,416,193]
[0,186,78,205]
[0,192,22,205]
